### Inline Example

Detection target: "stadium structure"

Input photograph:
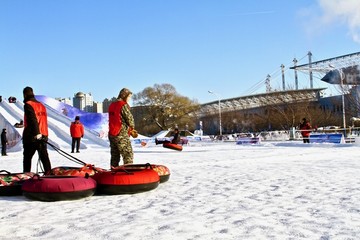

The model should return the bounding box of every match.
[199,51,360,135]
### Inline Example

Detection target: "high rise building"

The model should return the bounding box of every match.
[102,97,117,113]
[73,92,94,112]
[93,101,103,113]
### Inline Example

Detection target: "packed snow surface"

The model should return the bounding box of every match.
[1,141,359,240]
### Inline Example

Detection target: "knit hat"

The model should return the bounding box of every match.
[23,86,35,98]
[75,116,80,120]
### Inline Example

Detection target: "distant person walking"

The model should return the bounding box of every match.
[108,88,137,168]
[22,86,52,173]
[299,118,312,143]
[1,128,8,156]
[70,116,84,153]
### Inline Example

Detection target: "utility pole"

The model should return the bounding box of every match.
[293,58,298,90]
[308,51,313,89]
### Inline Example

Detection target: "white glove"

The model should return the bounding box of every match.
[35,134,42,140]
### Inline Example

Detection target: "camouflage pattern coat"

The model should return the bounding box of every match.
[108,100,135,167]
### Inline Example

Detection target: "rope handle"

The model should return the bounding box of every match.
[111,168,134,175]
[115,163,153,170]
[0,170,11,175]
[134,163,152,169]
[79,164,93,171]
[45,140,87,166]
[110,163,153,175]
[110,165,135,175]
[79,164,105,173]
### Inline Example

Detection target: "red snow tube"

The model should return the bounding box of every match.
[0,171,35,196]
[47,164,105,177]
[118,164,170,183]
[22,175,97,201]
[92,167,160,195]
[163,142,183,151]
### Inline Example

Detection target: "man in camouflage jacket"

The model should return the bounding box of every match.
[108,88,137,167]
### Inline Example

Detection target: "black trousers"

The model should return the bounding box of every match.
[156,140,171,144]
[156,140,179,145]
[1,144,6,155]
[72,137,81,152]
[23,141,51,173]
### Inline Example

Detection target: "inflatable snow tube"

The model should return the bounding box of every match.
[47,164,105,177]
[119,164,170,183]
[236,137,261,145]
[22,175,97,201]
[93,167,160,195]
[163,142,183,151]
[0,171,35,196]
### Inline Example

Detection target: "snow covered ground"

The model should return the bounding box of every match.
[0,141,359,240]
[0,98,359,239]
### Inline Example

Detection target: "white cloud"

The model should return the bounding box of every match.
[318,0,360,43]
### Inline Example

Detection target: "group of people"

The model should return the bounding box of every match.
[3,85,314,173]
[3,86,179,172]
[4,86,138,173]
[0,96,16,103]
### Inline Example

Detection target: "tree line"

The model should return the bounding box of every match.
[129,83,353,136]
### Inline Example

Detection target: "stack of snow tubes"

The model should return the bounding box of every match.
[0,163,170,201]
[93,163,170,195]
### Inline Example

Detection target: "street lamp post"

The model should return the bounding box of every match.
[208,90,222,136]
[338,69,347,138]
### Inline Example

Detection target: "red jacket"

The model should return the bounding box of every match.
[70,121,84,138]
[23,98,48,144]
[300,122,312,137]
[108,100,127,137]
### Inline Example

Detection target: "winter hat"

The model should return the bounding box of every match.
[23,86,34,98]
[75,116,80,120]
[118,88,132,100]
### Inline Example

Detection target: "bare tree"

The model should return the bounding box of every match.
[132,84,200,133]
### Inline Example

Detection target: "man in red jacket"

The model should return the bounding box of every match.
[299,118,312,143]
[70,116,84,153]
[22,86,52,173]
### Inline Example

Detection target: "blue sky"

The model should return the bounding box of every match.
[1,0,360,104]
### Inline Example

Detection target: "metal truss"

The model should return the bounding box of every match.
[292,51,360,73]
[200,88,324,115]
